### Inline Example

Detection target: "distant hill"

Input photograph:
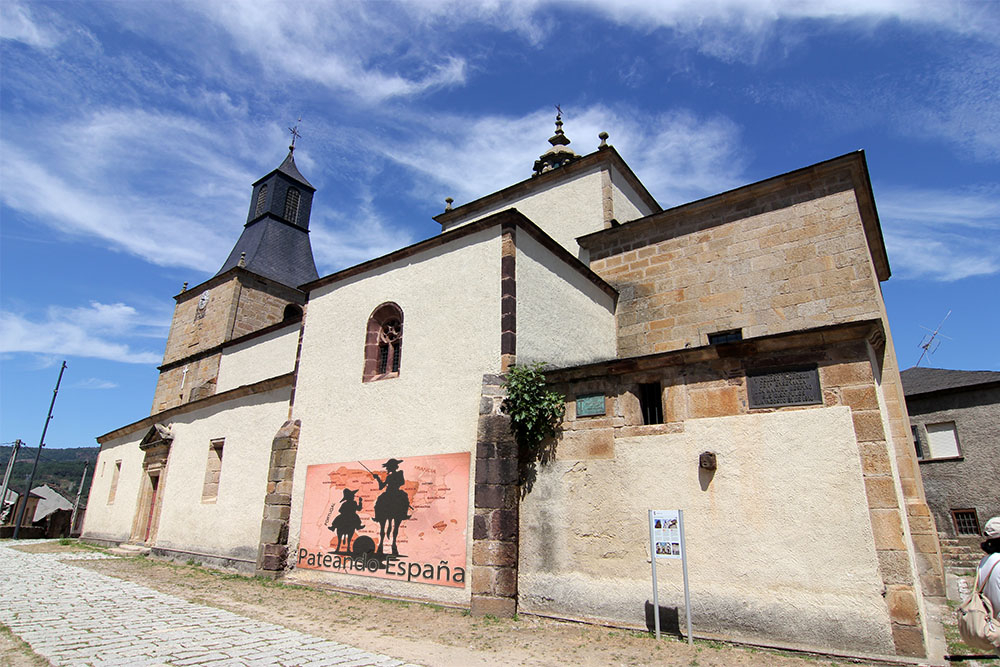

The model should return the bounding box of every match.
[0,445,98,506]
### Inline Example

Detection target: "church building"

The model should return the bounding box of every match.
[83,116,944,660]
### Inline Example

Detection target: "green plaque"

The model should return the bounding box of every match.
[576,393,605,417]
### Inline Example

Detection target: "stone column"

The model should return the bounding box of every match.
[255,419,300,577]
[471,374,519,616]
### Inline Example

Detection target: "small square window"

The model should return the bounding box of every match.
[639,382,664,425]
[708,329,743,345]
[953,509,980,536]
[924,421,961,459]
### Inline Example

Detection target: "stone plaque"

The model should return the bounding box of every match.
[747,366,822,409]
[575,393,606,417]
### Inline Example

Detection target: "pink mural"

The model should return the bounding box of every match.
[297,452,471,588]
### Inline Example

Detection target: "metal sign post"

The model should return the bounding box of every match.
[649,509,693,645]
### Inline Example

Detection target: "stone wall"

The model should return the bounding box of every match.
[587,187,880,357]
[256,420,300,576]
[153,271,305,414]
[230,276,304,340]
[536,323,930,657]
[152,354,222,414]
[907,385,1000,540]
[471,374,519,616]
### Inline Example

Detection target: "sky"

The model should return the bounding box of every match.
[1,0,998,451]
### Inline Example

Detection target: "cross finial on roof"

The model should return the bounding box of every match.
[288,116,302,152]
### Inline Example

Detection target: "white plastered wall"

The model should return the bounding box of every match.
[442,164,653,259]
[82,434,149,543]
[152,387,292,563]
[609,166,651,223]
[287,228,503,604]
[216,324,299,392]
[516,231,617,367]
[519,406,896,655]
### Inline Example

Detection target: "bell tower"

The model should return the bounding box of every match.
[150,132,318,414]
[217,140,319,287]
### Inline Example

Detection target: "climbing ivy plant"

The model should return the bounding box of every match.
[502,362,565,494]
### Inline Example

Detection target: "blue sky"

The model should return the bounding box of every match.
[1,0,998,450]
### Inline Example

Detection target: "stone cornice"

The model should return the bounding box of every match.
[578,151,890,282]
[97,373,294,444]
[545,319,884,383]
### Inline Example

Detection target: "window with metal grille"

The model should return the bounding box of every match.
[953,509,980,535]
[284,187,300,223]
[639,382,663,425]
[254,184,268,215]
[708,329,743,345]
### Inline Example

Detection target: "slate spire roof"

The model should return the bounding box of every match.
[274,147,313,188]
[216,146,320,288]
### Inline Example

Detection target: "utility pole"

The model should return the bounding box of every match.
[70,460,89,537]
[1,439,22,524]
[13,361,67,539]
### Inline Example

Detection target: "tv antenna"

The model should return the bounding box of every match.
[916,310,951,367]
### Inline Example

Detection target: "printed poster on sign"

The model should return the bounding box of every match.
[651,509,682,559]
[297,452,470,587]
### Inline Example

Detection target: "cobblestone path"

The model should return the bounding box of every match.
[0,541,420,667]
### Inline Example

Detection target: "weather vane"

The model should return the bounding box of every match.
[288,116,302,150]
[555,103,563,118]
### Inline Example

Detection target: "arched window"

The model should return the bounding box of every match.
[363,302,403,382]
[282,304,303,322]
[284,187,300,223]
[254,184,268,216]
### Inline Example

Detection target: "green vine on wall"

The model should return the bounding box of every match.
[502,362,565,495]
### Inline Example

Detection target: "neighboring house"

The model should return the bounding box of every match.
[1,485,74,538]
[900,366,1000,568]
[83,117,943,659]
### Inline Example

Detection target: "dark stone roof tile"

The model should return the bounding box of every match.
[899,366,1000,396]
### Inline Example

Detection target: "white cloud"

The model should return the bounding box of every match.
[879,186,1000,281]
[75,378,119,390]
[0,302,166,364]
[0,1,66,49]
[184,1,472,104]
[311,214,416,275]
[550,0,999,55]
[0,111,267,272]
[899,52,1000,162]
[377,105,744,209]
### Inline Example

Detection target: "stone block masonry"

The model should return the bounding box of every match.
[589,188,881,358]
[256,419,301,576]
[153,269,305,413]
[545,321,933,657]
[471,374,519,617]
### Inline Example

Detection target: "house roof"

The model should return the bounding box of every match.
[30,485,72,522]
[899,366,1000,397]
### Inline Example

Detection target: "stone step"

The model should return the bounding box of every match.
[109,543,151,557]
